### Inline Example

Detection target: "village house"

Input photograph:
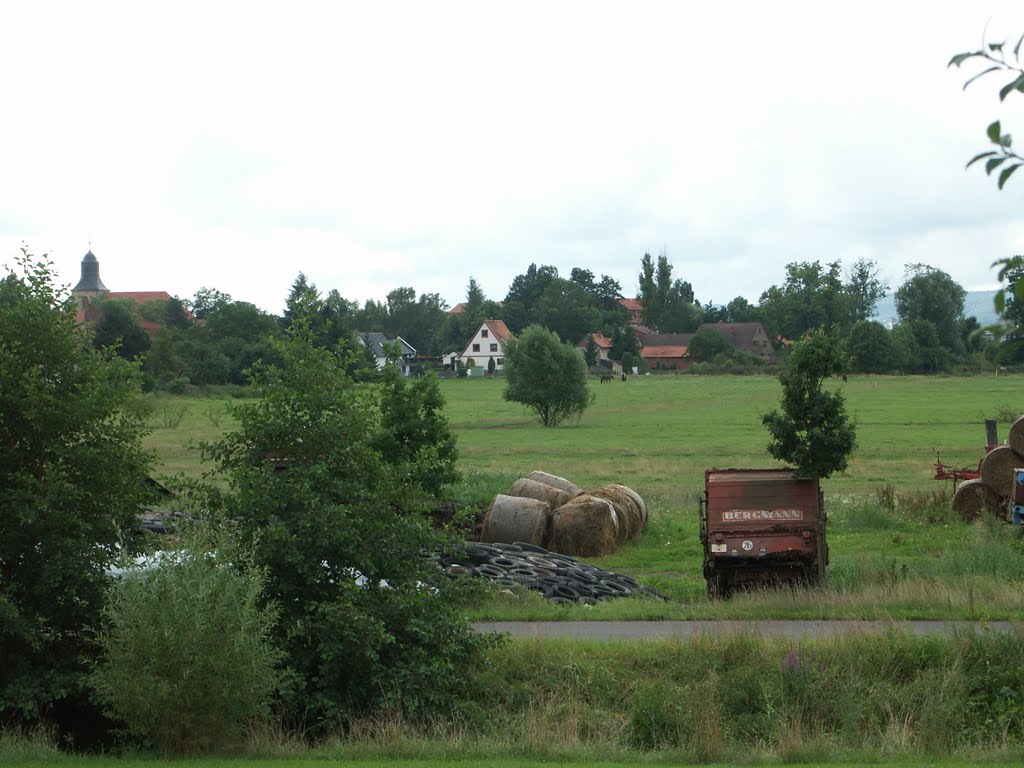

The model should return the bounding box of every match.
[456,319,514,374]
[639,333,694,370]
[696,322,775,360]
[576,332,620,373]
[357,332,418,376]
[619,297,644,324]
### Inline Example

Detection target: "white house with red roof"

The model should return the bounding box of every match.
[457,319,514,372]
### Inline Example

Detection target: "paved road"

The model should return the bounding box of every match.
[474,620,1022,639]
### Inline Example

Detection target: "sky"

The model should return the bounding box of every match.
[2,1,1023,316]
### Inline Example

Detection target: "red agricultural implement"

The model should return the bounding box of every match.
[699,468,827,598]
[934,419,1000,488]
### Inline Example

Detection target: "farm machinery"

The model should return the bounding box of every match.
[699,468,827,598]
[942,418,1024,523]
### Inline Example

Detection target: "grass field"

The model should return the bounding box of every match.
[140,373,1024,620]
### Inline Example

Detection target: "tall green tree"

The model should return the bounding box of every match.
[758,261,846,341]
[846,320,894,373]
[844,259,888,325]
[637,252,699,332]
[762,328,856,479]
[894,264,967,357]
[188,286,232,320]
[1,248,153,723]
[502,263,559,333]
[503,325,594,426]
[535,278,601,344]
[202,327,488,727]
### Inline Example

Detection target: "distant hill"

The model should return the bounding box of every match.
[872,290,999,327]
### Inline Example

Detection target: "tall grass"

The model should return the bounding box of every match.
[272,631,1024,763]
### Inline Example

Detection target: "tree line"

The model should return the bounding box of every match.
[84,250,1022,389]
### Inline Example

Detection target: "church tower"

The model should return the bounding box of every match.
[71,250,109,296]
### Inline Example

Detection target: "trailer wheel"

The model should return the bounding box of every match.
[707,572,731,599]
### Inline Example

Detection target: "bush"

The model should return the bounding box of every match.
[89,528,284,754]
[0,248,153,726]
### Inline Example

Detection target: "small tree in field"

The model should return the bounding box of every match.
[503,324,594,426]
[762,328,856,479]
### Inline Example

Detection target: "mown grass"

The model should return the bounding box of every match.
[139,374,1024,620]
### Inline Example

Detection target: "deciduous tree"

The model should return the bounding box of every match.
[503,325,594,426]
[1,248,152,724]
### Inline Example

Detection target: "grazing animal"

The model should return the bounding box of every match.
[600,374,613,383]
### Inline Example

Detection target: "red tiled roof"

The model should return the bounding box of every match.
[109,291,174,302]
[448,302,467,315]
[641,346,689,358]
[619,298,643,311]
[577,332,613,349]
[483,318,513,343]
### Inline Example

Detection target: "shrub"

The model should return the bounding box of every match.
[89,528,284,754]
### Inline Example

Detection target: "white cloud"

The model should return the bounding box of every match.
[2,0,1023,314]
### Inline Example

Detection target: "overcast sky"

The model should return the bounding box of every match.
[2,1,1022,315]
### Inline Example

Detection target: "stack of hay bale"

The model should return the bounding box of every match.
[952,415,1024,522]
[481,470,647,558]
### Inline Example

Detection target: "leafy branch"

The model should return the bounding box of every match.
[949,34,1024,188]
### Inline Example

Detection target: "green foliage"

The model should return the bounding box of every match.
[0,248,153,722]
[503,325,594,426]
[950,34,1024,188]
[762,328,856,479]
[92,296,151,360]
[374,363,459,497]
[846,319,894,373]
[894,264,967,357]
[637,252,701,333]
[687,327,731,363]
[89,528,284,754]
[990,255,1024,362]
[582,333,600,368]
[202,327,490,727]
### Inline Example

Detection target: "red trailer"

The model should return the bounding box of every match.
[699,468,827,597]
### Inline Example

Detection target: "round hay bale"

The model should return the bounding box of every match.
[547,495,618,558]
[980,445,1024,498]
[481,495,551,547]
[952,479,1007,522]
[586,485,643,542]
[1010,416,1024,456]
[608,483,647,528]
[508,477,572,509]
[528,471,582,498]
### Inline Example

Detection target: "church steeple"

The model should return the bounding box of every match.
[71,250,109,294]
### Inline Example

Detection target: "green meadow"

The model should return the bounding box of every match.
[142,373,1024,620]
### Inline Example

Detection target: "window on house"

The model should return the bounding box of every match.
[472,343,480,352]
[497,358,504,366]
[490,343,498,352]
[481,329,488,338]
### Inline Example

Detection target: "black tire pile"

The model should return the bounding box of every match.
[438,541,669,604]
